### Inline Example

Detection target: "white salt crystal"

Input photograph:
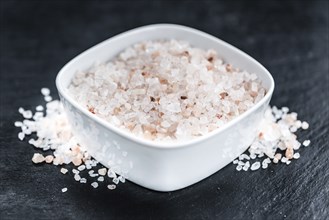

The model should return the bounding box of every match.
[44,96,52,102]
[293,153,300,159]
[250,162,261,171]
[91,182,98,188]
[41,88,50,96]
[301,121,309,130]
[32,153,45,164]
[61,187,67,193]
[72,169,79,174]
[14,121,23,127]
[36,105,44,111]
[60,168,68,174]
[303,140,311,147]
[80,178,87,183]
[97,176,104,182]
[107,184,116,190]
[78,165,86,171]
[74,174,81,181]
[98,168,107,176]
[18,132,25,141]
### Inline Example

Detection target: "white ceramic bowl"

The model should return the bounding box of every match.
[56,24,275,192]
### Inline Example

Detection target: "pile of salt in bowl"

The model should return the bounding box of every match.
[68,40,266,142]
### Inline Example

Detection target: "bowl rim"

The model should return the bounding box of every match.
[56,23,275,149]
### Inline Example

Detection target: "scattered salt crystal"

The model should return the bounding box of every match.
[236,165,242,171]
[44,96,52,102]
[97,176,104,182]
[98,168,107,176]
[250,162,261,171]
[91,182,98,188]
[118,175,126,183]
[22,110,33,119]
[36,105,44,111]
[60,168,68,174]
[41,88,50,96]
[61,187,67,193]
[74,174,81,181]
[80,178,87,183]
[78,165,86,171]
[45,155,54,163]
[303,140,311,147]
[14,121,23,127]
[32,153,45,164]
[233,159,239,164]
[293,152,300,159]
[107,184,116,190]
[281,157,288,163]
[18,107,25,114]
[72,169,79,174]
[113,178,119,184]
[301,121,309,130]
[18,132,25,141]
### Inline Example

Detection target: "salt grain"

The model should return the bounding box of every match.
[107,184,116,190]
[61,187,67,193]
[250,162,261,171]
[32,153,45,164]
[98,168,107,176]
[301,121,309,130]
[303,140,311,147]
[78,165,86,171]
[60,168,68,174]
[36,105,44,111]
[91,182,98,188]
[97,176,104,182]
[41,88,50,96]
[18,132,25,141]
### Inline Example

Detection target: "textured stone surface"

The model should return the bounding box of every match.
[1,0,328,219]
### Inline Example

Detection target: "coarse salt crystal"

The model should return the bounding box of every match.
[44,96,52,102]
[78,165,86,171]
[60,168,68,174]
[74,174,81,181]
[36,105,44,111]
[91,182,98,188]
[98,168,107,176]
[18,132,25,141]
[301,121,309,130]
[250,162,261,171]
[303,140,311,147]
[293,152,300,159]
[32,153,45,164]
[61,187,67,193]
[97,176,104,182]
[41,88,50,96]
[107,184,116,190]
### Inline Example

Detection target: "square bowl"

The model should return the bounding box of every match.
[56,24,275,192]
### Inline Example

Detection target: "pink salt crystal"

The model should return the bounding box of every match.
[45,155,54,163]
[98,168,107,176]
[32,153,45,164]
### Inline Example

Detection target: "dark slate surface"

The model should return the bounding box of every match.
[1,0,328,219]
